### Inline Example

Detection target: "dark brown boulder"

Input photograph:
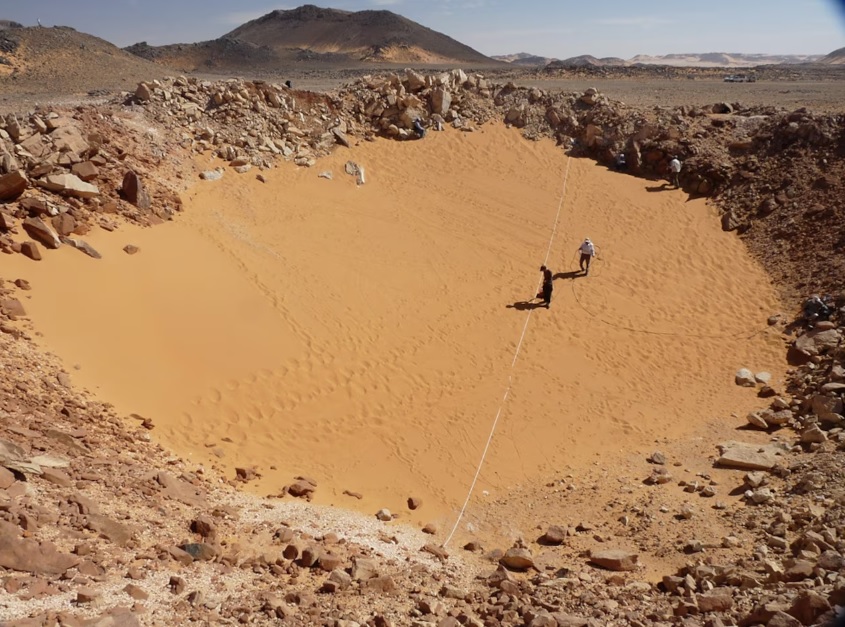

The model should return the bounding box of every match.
[0,521,80,575]
[0,170,28,201]
[122,170,151,210]
[20,241,42,261]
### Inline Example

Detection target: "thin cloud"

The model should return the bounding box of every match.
[371,0,403,5]
[217,6,293,26]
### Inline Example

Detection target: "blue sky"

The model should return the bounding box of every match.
[2,0,843,57]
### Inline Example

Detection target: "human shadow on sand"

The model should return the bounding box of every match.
[646,183,675,192]
[553,270,584,281]
[507,300,547,311]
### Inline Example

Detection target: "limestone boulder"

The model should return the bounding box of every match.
[735,368,756,386]
[499,547,535,571]
[23,217,61,249]
[431,87,452,115]
[717,441,785,470]
[39,173,99,198]
[50,125,89,154]
[589,548,639,571]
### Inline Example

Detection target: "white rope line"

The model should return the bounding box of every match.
[442,156,572,547]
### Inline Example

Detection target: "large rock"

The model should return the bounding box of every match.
[351,557,378,581]
[539,525,567,546]
[122,171,151,210]
[789,328,842,364]
[716,441,784,470]
[135,82,152,101]
[696,591,734,612]
[589,548,639,571]
[39,173,99,198]
[20,241,42,260]
[50,125,89,154]
[52,213,76,236]
[580,88,599,106]
[0,521,80,575]
[811,394,843,423]
[0,170,28,200]
[499,547,535,571]
[23,217,61,249]
[72,161,99,182]
[431,87,452,115]
[404,69,426,92]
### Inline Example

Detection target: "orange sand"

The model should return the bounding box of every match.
[6,124,785,530]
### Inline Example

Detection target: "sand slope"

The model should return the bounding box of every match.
[7,124,784,530]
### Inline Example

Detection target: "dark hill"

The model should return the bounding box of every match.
[821,46,845,65]
[0,25,167,96]
[225,5,493,64]
[126,4,498,71]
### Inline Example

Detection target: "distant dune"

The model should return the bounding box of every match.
[491,52,557,66]
[497,50,826,68]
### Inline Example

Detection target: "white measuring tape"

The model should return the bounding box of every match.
[442,156,573,547]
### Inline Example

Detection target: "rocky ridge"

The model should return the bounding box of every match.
[0,68,844,625]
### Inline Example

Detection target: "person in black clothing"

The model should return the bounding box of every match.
[537,265,553,308]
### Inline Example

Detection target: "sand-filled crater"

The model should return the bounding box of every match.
[7,124,785,529]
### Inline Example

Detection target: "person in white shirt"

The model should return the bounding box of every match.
[578,238,596,275]
[669,156,682,188]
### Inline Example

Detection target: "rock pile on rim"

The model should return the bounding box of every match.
[3,68,840,298]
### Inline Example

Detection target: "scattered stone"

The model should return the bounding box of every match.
[200,169,223,181]
[499,547,535,571]
[717,441,783,470]
[735,368,756,387]
[71,161,99,182]
[801,425,827,444]
[408,496,422,510]
[288,477,316,499]
[123,584,148,600]
[351,557,378,581]
[123,244,140,255]
[648,451,666,465]
[589,549,639,572]
[376,508,392,521]
[180,542,217,561]
[538,525,567,546]
[746,411,769,429]
[76,587,101,604]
